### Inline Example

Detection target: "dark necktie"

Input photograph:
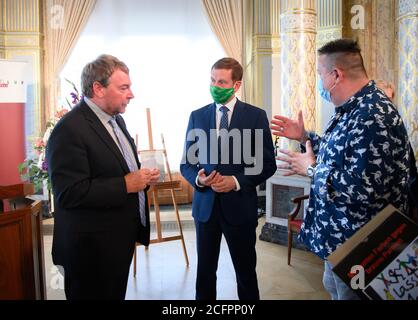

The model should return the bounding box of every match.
[218,106,229,163]
[219,105,229,130]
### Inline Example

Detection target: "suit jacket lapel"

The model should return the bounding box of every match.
[229,99,244,131]
[207,103,216,132]
[207,103,217,171]
[79,101,130,173]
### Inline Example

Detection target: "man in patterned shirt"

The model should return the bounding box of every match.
[271,39,412,300]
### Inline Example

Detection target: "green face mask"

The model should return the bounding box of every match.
[210,85,235,104]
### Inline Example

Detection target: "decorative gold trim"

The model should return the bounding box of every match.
[288,8,317,15]
[271,0,281,35]
[3,0,40,32]
[317,26,342,31]
[281,30,317,35]
[4,32,41,47]
[317,0,342,28]
[281,11,317,33]
[250,0,282,113]
[281,0,316,12]
[398,12,418,20]
[253,34,280,52]
[0,0,4,31]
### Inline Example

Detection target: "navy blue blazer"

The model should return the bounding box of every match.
[180,99,276,226]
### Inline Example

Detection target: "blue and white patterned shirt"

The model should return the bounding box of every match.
[299,81,412,260]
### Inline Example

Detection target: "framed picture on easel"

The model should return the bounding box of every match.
[138,149,166,182]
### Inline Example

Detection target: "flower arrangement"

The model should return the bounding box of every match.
[18,79,81,193]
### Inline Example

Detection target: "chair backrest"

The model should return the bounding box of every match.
[288,195,309,222]
[0,184,34,212]
[0,183,34,199]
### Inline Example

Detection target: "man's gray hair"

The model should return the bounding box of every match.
[81,54,129,98]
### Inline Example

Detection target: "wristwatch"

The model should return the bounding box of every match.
[306,163,317,178]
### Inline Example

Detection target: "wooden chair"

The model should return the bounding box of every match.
[287,194,309,266]
[0,183,46,299]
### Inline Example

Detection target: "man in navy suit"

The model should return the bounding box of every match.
[180,58,276,300]
[46,55,159,299]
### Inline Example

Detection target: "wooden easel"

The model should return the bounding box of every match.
[132,108,189,277]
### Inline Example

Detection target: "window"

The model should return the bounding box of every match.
[60,0,225,169]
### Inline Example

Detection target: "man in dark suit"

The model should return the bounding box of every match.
[46,54,159,300]
[180,58,276,300]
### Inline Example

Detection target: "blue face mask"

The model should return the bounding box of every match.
[318,71,337,103]
[318,78,332,103]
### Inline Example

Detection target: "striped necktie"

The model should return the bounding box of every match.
[109,117,146,227]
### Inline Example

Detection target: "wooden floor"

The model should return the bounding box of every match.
[42,205,329,300]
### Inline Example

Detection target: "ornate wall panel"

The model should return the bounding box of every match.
[316,0,342,134]
[280,0,317,147]
[372,0,397,85]
[250,0,280,121]
[398,0,418,161]
[342,0,397,85]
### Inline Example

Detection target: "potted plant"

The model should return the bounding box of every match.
[18,79,81,217]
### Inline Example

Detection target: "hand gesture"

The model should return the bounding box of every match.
[148,168,160,185]
[197,169,223,187]
[125,168,152,193]
[276,140,316,176]
[271,110,307,142]
[211,176,237,193]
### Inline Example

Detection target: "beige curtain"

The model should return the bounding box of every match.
[43,0,97,122]
[201,0,246,99]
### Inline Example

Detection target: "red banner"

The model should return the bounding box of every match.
[0,60,28,185]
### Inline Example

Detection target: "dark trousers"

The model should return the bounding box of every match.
[64,265,130,300]
[195,196,259,300]
[62,231,135,300]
